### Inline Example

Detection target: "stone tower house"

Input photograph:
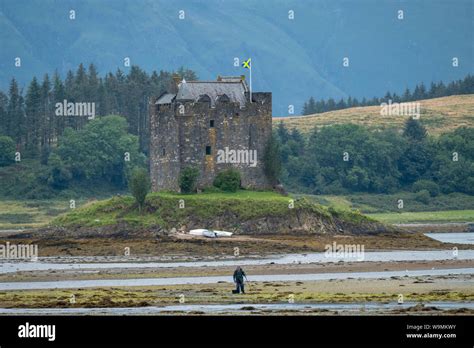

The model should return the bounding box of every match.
[149,75,272,191]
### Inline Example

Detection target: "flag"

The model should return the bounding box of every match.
[242,58,252,103]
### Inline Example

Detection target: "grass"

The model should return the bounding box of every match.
[0,200,71,229]
[2,191,472,230]
[368,210,474,224]
[301,192,474,214]
[345,192,474,213]
[0,284,472,309]
[274,94,474,136]
[51,190,358,229]
[298,192,474,224]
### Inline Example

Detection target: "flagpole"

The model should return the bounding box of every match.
[249,61,252,103]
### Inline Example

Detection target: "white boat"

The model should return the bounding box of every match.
[212,230,233,237]
[189,229,233,238]
[189,229,208,236]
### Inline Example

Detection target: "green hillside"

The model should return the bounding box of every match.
[275,95,474,135]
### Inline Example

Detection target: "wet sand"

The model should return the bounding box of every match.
[2,259,473,282]
[0,273,472,315]
[1,231,472,315]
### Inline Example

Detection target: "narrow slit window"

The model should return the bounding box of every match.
[205,146,212,155]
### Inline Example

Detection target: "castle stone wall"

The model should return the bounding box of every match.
[149,89,272,192]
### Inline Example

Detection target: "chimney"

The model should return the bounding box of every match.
[172,74,181,87]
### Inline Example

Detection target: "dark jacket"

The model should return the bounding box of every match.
[233,268,246,283]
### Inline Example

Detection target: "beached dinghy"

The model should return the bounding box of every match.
[212,230,233,237]
[189,229,233,238]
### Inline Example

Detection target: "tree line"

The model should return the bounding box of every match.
[302,74,474,115]
[276,120,474,196]
[0,64,197,159]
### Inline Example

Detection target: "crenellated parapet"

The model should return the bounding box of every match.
[149,75,272,192]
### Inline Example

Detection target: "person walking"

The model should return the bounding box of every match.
[233,266,248,294]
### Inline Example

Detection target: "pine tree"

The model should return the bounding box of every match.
[53,71,66,137]
[428,82,437,98]
[176,66,198,81]
[419,82,427,99]
[319,99,327,113]
[460,74,474,94]
[403,118,427,141]
[413,84,422,100]
[63,70,77,130]
[315,99,326,114]
[336,98,345,110]
[327,98,336,111]
[75,64,88,129]
[64,70,75,99]
[40,74,52,148]
[97,81,108,116]
[75,63,88,99]
[346,96,353,108]
[7,78,25,147]
[307,97,316,114]
[88,63,100,102]
[0,91,7,136]
[302,101,309,115]
[402,88,411,102]
[277,121,290,143]
[25,77,42,156]
[104,72,119,114]
[436,81,446,97]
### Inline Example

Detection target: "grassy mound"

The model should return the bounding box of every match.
[51,190,377,234]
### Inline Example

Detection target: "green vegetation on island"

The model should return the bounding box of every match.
[51,190,375,234]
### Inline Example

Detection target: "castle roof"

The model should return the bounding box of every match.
[176,77,248,108]
[156,93,176,104]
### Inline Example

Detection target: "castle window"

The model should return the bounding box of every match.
[198,94,211,106]
[162,148,166,156]
[217,94,230,103]
[205,146,212,155]
[235,112,239,116]
[210,120,215,128]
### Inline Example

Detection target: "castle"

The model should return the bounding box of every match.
[149,75,272,191]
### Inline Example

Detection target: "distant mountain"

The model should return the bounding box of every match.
[0,0,472,115]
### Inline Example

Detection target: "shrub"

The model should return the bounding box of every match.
[415,189,431,204]
[213,169,241,192]
[412,179,440,197]
[0,135,15,166]
[128,167,150,212]
[47,153,72,189]
[179,167,199,193]
[263,134,282,185]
